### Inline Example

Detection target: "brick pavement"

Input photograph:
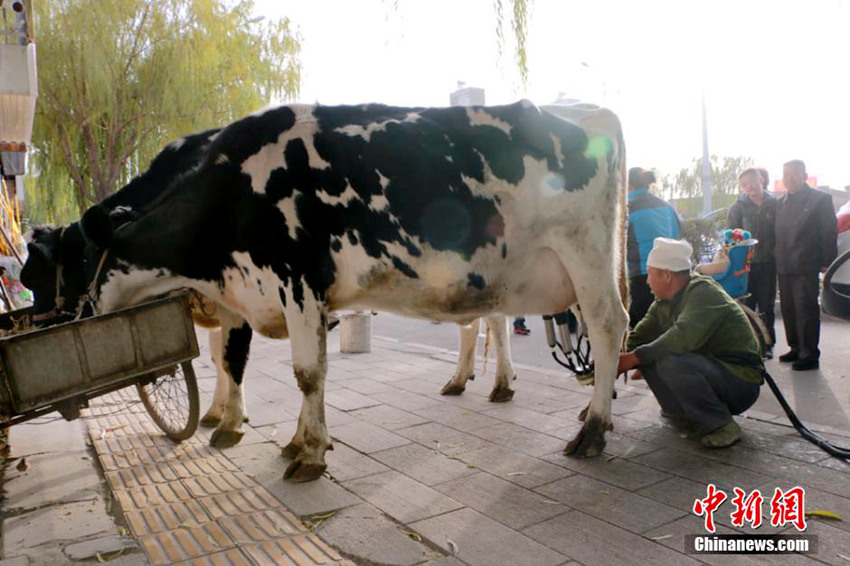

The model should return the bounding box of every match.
[191,328,849,565]
[18,326,850,565]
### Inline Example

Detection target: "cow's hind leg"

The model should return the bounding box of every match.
[485,315,517,402]
[279,293,332,483]
[561,260,628,458]
[441,318,481,396]
[209,309,252,448]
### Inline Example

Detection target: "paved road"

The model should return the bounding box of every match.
[372,311,850,434]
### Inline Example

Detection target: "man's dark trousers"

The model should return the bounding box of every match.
[629,275,654,328]
[640,353,760,434]
[778,273,821,361]
[744,261,777,344]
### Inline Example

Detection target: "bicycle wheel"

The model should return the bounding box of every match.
[137,361,200,441]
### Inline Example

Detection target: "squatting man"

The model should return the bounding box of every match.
[617,238,764,448]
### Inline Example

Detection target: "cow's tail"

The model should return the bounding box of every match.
[481,318,491,378]
[615,128,630,347]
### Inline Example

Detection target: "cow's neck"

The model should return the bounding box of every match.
[97,266,196,313]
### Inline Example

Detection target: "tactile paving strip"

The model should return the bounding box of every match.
[83,388,355,566]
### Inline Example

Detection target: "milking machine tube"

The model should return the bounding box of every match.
[762,370,850,460]
[543,310,594,377]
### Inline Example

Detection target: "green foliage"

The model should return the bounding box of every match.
[494,0,531,85]
[680,213,726,264]
[659,155,752,218]
[28,0,302,224]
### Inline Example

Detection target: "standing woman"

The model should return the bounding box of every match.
[626,167,682,327]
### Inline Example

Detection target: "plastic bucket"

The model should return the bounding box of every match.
[339,313,371,353]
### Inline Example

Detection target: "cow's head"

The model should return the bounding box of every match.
[21,224,90,323]
[78,202,190,314]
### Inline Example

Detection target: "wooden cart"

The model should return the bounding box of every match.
[0,292,200,441]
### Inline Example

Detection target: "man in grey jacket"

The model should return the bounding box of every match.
[774,160,838,371]
[728,168,777,358]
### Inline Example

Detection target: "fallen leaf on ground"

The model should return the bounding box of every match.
[96,548,126,563]
[402,529,422,542]
[16,457,28,472]
[805,510,842,521]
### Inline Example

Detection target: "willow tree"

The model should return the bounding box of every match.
[29,0,301,223]
[494,0,531,85]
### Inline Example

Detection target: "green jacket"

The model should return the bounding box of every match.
[626,275,764,384]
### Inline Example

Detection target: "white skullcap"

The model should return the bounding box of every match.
[646,237,693,272]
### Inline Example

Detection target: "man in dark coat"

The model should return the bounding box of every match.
[774,160,838,371]
[727,168,777,358]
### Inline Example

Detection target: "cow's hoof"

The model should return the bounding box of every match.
[284,460,327,483]
[210,428,245,448]
[200,413,221,428]
[564,417,609,458]
[488,386,515,403]
[200,414,249,428]
[280,442,303,460]
[578,403,590,422]
[441,382,465,396]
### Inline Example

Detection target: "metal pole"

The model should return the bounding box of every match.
[701,91,712,216]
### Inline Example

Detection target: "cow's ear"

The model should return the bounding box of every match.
[25,224,53,244]
[81,205,114,249]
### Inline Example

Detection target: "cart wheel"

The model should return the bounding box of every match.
[137,361,200,441]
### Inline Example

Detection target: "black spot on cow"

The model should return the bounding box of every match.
[331,239,342,252]
[224,322,252,385]
[467,273,485,290]
[347,232,358,246]
[391,256,418,279]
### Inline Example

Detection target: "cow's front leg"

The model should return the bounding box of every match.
[201,328,251,427]
[441,318,481,395]
[279,294,332,483]
[485,315,517,402]
[209,309,252,448]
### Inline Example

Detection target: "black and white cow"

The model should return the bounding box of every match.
[21,126,520,430]
[70,100,627,482]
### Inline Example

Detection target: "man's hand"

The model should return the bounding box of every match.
[617,352,639,374]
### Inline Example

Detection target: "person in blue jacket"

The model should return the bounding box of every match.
[627,167,681,327]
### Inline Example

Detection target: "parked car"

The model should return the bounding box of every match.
[823,200,850,319]
[834,200,850,290]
